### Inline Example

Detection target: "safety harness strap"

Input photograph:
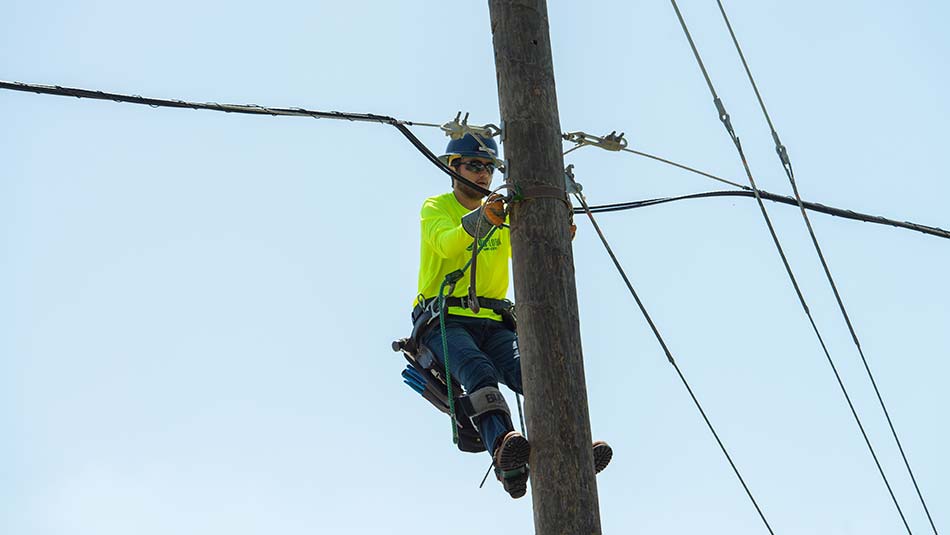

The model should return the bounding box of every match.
[410,297,517,346]
[394,296,518,454]
[416,296,513,316]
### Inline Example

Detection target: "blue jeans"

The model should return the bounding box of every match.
[420,315,522,456]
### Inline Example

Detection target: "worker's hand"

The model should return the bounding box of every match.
[461,194,507,238]
[483,194,507,227]
[570,223,577,241]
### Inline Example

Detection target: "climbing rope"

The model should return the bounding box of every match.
[437,273,462,444]
[447,192,525,491]
[434,224,503,444]
[468,185,516,313]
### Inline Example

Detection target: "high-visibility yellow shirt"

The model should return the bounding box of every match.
[415,191,511,321]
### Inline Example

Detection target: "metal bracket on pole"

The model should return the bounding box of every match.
[441,112,505,172]
[562,130,628,154]
[565,164,582,195]
[441,111,502,140]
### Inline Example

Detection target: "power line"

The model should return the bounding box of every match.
[0,79,494,198]
[577,189,950,241]
[0,80,406,122]
[621,146,747,189]
[8,79,944,245]
[564,131,949,239]
[669,2,913,533]
[714,2,940,532]
[563,130,749,189]
[570,176,776,534]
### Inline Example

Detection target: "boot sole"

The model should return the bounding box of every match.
[495,434,531,499]
[593,441,613,475]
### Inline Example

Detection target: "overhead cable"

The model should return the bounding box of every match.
[669,2,913,532]
[569,171,775,535]
[578,189,950,240]
[620,146,747,189]
[0,79,493,198]
[563,131,949,239]
[564,130,748,190]
[7,79,943,244]
[713,4,940,532]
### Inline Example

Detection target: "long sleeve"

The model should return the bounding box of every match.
[415,192,510,318]
[421,198,471,259]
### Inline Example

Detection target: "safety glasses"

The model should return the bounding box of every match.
[455,160,496,174]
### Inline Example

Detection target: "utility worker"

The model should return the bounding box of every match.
[412,133,611,499]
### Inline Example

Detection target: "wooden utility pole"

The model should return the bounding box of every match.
[488,1,602,533]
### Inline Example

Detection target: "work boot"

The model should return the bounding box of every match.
[493,431,531,499]
[593,441,613,475]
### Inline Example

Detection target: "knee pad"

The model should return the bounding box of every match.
[459,386,510,420]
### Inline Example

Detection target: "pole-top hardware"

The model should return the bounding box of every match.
[442,112,506,173]
[713,97,735,136]
[565,164,582,194]
[441,112,503,140]
[562,130,629,153]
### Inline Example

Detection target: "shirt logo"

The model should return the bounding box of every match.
[467,236,502,253]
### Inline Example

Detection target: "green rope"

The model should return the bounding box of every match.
[435,227,500,445]
[437,275,460,444]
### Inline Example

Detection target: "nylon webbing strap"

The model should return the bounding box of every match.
[516,185,572,213]
[519,185,566,199]
[422,296,513,313]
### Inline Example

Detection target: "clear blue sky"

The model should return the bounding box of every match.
[3,1,948,533]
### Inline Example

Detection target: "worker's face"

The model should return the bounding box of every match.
[452,157,496,201]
